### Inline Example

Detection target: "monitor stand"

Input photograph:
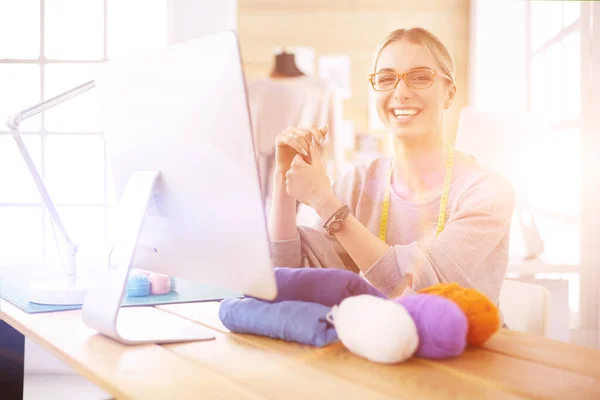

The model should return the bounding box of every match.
[81,170,215,344]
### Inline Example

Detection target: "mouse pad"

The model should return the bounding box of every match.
[0,265,241,314]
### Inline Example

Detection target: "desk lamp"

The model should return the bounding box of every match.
[6,80,96,305]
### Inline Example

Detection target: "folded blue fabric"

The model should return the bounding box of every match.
[261,267,386,307]
[218,297,338,347]
[126,275,151,297]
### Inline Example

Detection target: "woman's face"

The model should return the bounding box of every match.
[373,40,455,140]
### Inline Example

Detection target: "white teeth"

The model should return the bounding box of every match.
[393,109,418,116]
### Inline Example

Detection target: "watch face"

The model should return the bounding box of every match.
[330,220,342,232]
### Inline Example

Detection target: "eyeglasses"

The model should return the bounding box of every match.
[368,68,452,91]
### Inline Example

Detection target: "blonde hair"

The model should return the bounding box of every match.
[372,28,455,84]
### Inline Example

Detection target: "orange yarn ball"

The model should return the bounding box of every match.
[418,283,500,346]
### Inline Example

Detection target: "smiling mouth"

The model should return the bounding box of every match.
[392,108,421,120]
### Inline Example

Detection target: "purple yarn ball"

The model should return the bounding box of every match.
[393,294,468,359]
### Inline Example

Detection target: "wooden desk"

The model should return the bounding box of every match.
[2,299,600,400]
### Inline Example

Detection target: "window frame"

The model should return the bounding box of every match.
[0,1,109,264]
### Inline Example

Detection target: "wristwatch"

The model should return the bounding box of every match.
[323,205,351,236]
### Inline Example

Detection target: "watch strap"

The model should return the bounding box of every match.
[323,205,350,235]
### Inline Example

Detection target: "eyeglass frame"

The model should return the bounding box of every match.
[368,68,453,91]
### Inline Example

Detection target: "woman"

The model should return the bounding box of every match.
[267,27,515,305]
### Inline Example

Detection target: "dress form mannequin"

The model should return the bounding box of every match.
[270,50,305,78]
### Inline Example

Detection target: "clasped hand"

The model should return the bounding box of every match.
[275,125,333,211]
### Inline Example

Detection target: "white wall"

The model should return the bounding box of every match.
[579,1,600,348]
[468,0,528,111]
[167,0,237,44]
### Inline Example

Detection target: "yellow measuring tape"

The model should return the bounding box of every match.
[379,144,454,242]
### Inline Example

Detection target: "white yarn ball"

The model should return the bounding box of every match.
[329,294,419,364]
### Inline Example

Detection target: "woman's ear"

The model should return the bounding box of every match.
[444,85,456,109]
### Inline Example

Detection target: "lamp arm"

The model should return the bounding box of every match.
[6,80,96,275]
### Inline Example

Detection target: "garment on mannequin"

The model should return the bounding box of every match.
[247,48,339,215]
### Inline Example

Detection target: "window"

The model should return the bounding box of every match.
[525,0,582,326]
[0,0,167,265]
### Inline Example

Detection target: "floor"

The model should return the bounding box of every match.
[23,338,110,399]
[24,374,110,400]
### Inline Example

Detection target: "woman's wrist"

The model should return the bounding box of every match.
[314,191,344,221]
[272,167,288,189]
[273,166,287,178]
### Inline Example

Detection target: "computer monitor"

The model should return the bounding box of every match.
[81,30,277,344]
